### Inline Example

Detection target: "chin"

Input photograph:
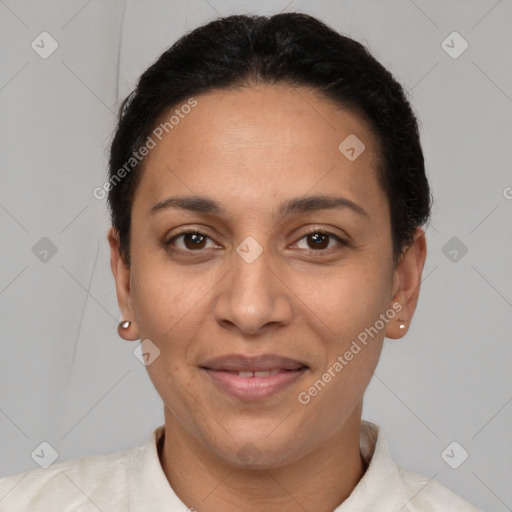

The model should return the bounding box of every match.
[204,426,308,470]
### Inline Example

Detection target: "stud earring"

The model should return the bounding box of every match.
[398,318,406,329]
[119,320,131,329]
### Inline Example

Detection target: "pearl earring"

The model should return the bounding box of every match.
[398,318,406,329]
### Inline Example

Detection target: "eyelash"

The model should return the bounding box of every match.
[164,228,348,256]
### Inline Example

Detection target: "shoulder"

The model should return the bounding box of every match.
[0,445,141,511]
[357,420,483,511]
[396,464,483,511]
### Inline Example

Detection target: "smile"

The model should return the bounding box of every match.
[200,354,309,401]
[202,367,308,401]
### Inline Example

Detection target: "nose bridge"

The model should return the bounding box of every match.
[234,239,273,293]
[213,236,292,333]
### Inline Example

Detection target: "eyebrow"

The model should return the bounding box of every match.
[149,194,369,220]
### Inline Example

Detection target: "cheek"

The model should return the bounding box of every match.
[301,259,390,339]
[129,257,207,342]
[299,258,389,402]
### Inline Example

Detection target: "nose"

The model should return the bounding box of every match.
[212,243,294,336]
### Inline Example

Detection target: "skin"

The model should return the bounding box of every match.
[108,83,426,511]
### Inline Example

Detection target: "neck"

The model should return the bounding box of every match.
[158,405,367,512]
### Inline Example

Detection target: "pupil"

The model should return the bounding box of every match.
[185,233,205,250]
[309,233,328,249]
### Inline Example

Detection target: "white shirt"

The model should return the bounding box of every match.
[0,420,482,511]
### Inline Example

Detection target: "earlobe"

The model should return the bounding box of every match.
[385,228,427,340]
[107,227,139,341]
[385,310,409,340]
[117,319,139,342]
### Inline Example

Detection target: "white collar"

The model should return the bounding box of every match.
[129,420,406,511]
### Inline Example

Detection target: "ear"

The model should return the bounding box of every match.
[385,227,427,340]
[107,227,139,341]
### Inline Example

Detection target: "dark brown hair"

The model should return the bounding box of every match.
[108,12,432,265]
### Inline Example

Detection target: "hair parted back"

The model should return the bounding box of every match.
[108,12,432,265]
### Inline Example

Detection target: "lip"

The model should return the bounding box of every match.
[200,354,309,401]
[201,353,307,372]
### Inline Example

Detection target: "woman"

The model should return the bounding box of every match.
[0,12,482,511]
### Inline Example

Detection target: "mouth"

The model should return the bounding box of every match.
[200,354,309,402]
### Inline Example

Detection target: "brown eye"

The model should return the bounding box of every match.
[295,230,347,253]
[183,233,206,250]
[306,232,329,250]
[167,231,216,252]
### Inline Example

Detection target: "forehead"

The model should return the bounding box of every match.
[134,84,387,222]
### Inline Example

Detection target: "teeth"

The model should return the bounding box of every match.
[237,369,282,377]
[254,370,270,377]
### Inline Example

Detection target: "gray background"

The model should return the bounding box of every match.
[0,0,511,510]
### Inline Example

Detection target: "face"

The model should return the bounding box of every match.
[109,83,426,468]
